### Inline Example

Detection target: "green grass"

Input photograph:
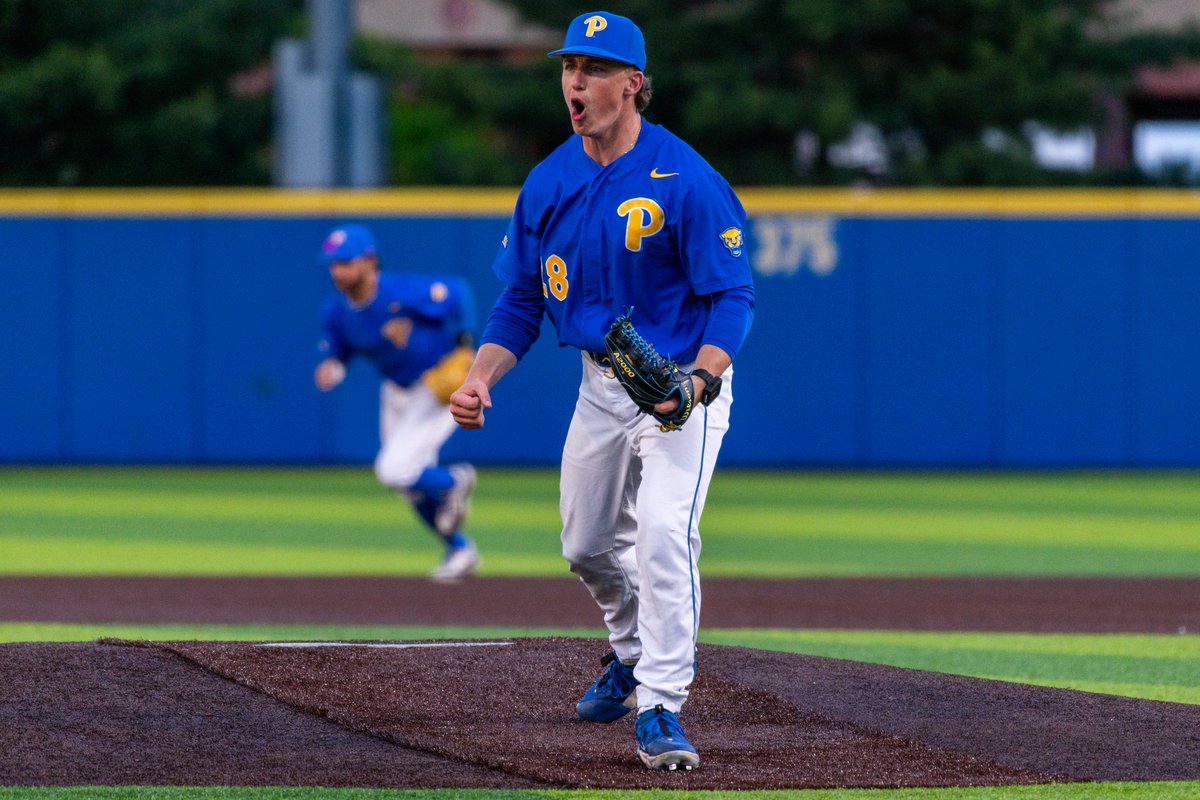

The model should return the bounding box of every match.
[4,467,1200,576]
[4,467,1200,800]
[700,628,1200,704]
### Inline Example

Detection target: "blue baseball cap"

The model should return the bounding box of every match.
[318,224,377,265]
[548,11,646,71]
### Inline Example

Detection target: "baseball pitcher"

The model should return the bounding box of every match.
[450,11,754,770]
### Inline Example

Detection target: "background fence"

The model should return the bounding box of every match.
[3,189,1199,468]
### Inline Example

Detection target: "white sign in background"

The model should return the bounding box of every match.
[750,215,840,277]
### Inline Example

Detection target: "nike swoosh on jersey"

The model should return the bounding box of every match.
[650,168,679,178]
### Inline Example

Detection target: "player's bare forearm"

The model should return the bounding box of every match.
[450,343,518,429]
[691,344,732,381]
[463,342,519,388]
[653,344,731,416]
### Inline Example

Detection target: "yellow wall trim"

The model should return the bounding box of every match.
[0,188,521,217]
[4,187,1200,217]
[738,188,1200,216]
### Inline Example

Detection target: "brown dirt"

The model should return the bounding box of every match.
[3,575,1198,632]
[0,640,539,789]
[1,576,1199,789]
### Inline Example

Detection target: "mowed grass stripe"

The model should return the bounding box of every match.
[7,498,1200,559]
[11,467,1200,511]
[4,467,1200,576]
[1,490,563,528]
[11,497,1200,550]
[700,506,1200,548]
[708,471,1200,515]
[3,531,1196,576]
[0,534,567,575]
[700,538,1200,576]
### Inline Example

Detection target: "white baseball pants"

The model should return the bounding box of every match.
[374,379,458,490]
[560,352,732,713]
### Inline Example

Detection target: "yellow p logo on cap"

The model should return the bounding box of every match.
[584,15,607,38]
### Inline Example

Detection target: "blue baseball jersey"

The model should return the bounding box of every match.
[318,272,475,387]
[487,121,752,363]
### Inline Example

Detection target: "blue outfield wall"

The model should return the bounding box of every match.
[3,188,1200,468]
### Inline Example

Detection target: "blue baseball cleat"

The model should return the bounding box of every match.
[635,704,700,771]
[576,651,639,722]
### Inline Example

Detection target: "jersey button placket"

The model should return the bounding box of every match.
[578,172,605,309]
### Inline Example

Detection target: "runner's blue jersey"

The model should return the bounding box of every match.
[489,121,752,363]
[318,272,475,387]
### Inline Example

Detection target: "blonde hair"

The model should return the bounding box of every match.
[635,73,654,112]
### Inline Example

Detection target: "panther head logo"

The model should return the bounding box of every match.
[719,227,744,257]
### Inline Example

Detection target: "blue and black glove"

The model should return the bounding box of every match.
[604,312,696,432]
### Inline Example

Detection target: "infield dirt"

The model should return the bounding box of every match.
[2,576,1199,789]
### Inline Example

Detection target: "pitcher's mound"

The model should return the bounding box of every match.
[4,637,1200,789]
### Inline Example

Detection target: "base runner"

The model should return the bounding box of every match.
[315,223,481,582]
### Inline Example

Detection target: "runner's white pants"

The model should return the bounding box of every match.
[375,379,457,490]
[560,352,732,713]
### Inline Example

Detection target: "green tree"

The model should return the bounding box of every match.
[358,41,566,186]
[415,0,1200,186]
[8,1,1200,187]
[0,0,301,186]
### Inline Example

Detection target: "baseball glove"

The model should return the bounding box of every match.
[604,312,695,432]
[422,345,475,404]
